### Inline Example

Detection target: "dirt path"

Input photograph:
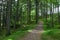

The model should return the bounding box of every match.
[19,21,43,40]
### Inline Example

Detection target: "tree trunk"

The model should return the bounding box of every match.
[35,0,39,23]
[6,0,12,35]
[27,0,31,24]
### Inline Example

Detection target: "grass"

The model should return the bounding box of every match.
[3,31,28,40]
[41,29,60,40]
[2,23,37,40]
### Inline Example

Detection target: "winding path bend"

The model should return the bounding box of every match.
[19,21,44,40]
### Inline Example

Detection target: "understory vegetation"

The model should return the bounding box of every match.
[41,29,60,40]
[43,13,60,30]
[2,24,37,40]
[42,13,60,40]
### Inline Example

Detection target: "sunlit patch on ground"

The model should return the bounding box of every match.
[27,30,33,32]
[8,39,12,40]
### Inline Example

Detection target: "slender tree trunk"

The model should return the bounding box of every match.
[3,0,6,29]
[0,0,2,35]
[57,0,60,24]
[27,0,31,24]
[19,6,23,26]
[14,0,19,29]
[45,1,48,27]
[35,0,39,23]
[50,0,53,28]
[6,0,11,35]
[14,0,16,29]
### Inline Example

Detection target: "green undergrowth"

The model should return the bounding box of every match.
[3,31,28,40]
[43,25,54,30]
[2,24,37,40]
[43,13,60,30]
[41,29,60,40]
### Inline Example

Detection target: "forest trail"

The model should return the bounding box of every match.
[18,21,44,40]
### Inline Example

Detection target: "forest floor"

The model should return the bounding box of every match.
[18,21,44,40]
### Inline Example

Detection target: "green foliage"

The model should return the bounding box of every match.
[2,24,36,40]
[41,29,60,40]
[43,13,60,30]
[3,31,27,40]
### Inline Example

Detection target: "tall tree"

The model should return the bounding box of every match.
[35,0,39,23]
[27,0,31,24]
[57,0,60,24]
[50,0,54,28]
[0,0,2,35]
[2,0,6,29]
[6,0,12,35]
[14,0,19,29]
